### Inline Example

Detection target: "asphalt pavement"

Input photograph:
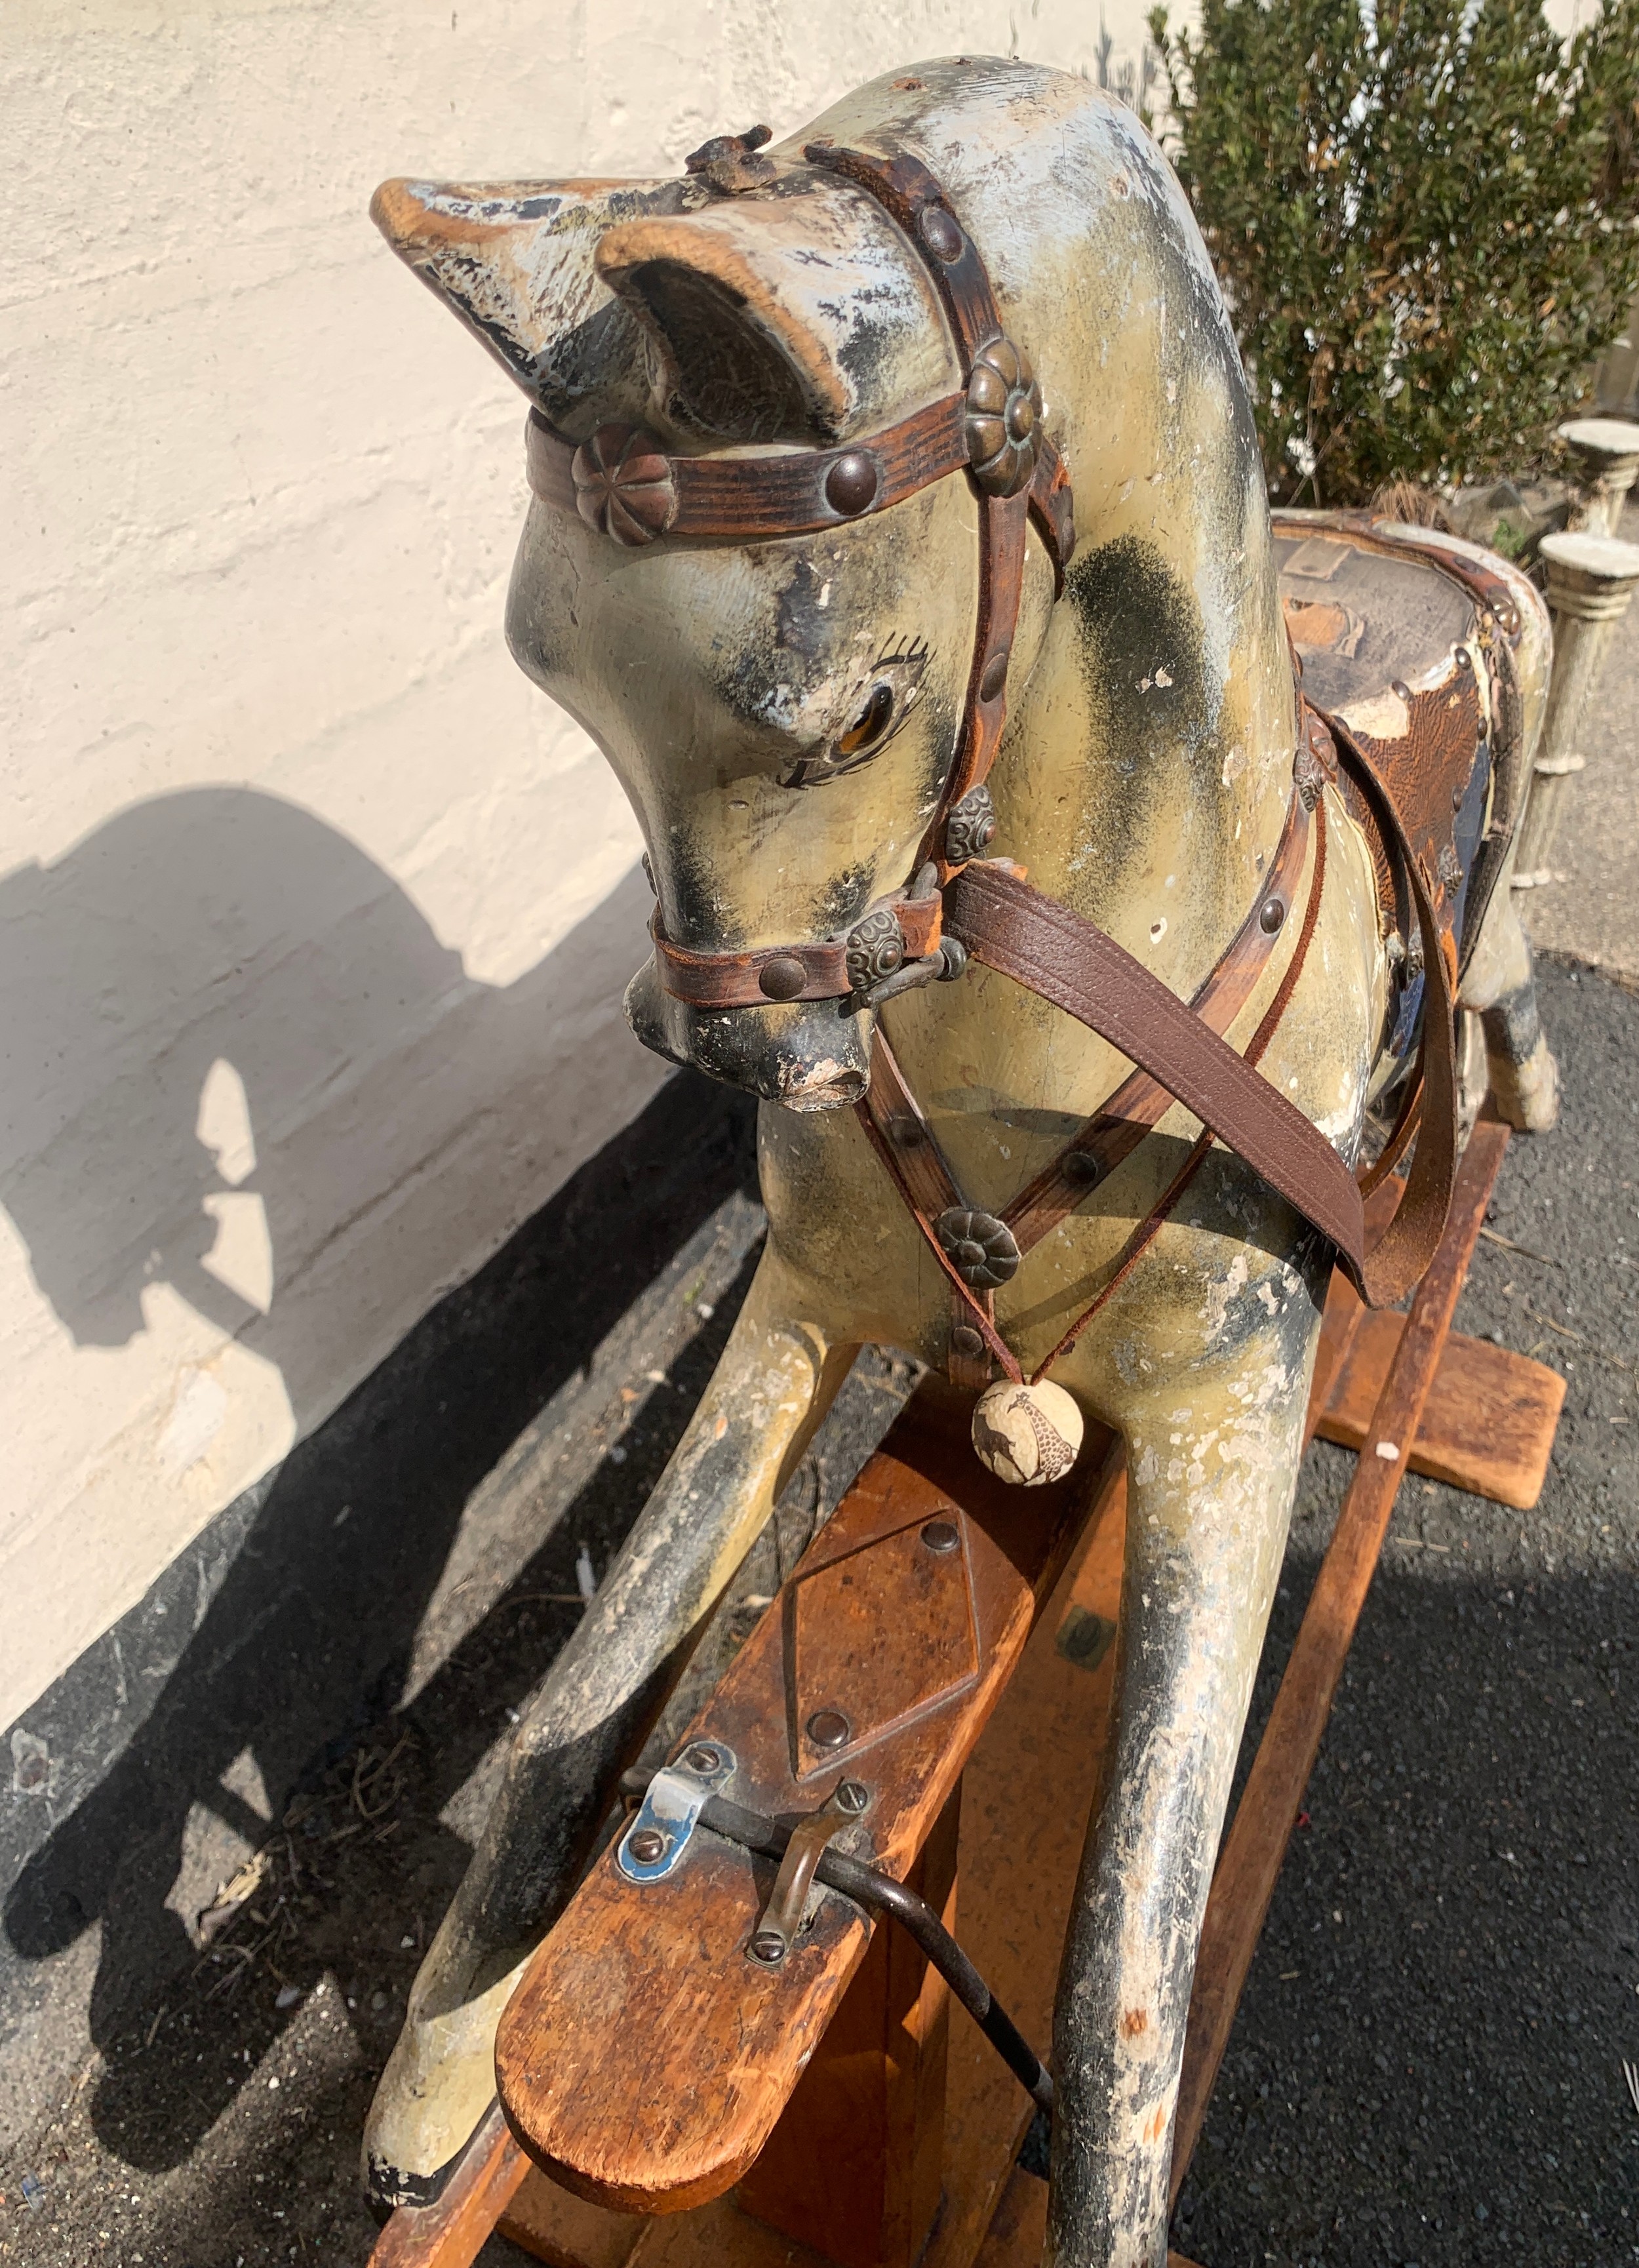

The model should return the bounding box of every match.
[1174,953,1639,2267]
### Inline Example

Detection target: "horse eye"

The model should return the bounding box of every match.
[836,681,894,757]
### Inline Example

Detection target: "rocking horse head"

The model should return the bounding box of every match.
[373,56,1286,1110]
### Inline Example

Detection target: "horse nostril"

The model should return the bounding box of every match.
[783,1067,868,1112]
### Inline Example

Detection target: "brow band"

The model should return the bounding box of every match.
[524,406,1071,579]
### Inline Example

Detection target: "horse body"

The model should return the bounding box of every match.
[367,58,1553,2263]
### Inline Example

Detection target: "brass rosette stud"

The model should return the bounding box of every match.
[935,1205,1021,1290]
[964,339,1043,498]
[844,905,905,995]
[571,425,679,546]
[945,784,997,865]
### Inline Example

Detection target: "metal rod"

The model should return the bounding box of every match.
[616,1772,1053,2115]
[749,1809,849,1962]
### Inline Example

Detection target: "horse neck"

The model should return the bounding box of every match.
[886,342,1297,1185]
[997,375,1295,997]
[998,559,1293,990]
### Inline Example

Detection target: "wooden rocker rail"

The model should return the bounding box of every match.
[371,1113,1552,2268]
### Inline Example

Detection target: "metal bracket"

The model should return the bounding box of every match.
[854,937,968,1011]
[615,1741,738,1883]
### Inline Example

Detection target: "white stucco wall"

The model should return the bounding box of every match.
[1,0,1156,1730]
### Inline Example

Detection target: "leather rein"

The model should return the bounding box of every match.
[524,138,1466,1382]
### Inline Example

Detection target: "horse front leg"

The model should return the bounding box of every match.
[364,1244,854,2208]
[1048,1281,1323,2268]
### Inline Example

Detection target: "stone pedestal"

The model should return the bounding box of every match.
[1513,528,1639,890]
[1558,416,1639,537]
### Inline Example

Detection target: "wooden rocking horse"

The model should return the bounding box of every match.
[361,56,1563,2268]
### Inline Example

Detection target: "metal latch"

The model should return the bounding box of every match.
[615,1741,738,1882]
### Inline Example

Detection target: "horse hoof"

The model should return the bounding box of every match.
[1490,1036,1560,1133]
[361,1945,531,2212]
[971,1379,1084,1486]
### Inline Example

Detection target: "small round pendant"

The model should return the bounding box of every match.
[971,1378,1084,1488]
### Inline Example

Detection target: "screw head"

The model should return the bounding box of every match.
[1259,896,1286,935]
[1061,1148,1102,1185]
[749,1929,787,1964]
[834,1779,871,1815]
[759,955,808,1001]
[979,647,1010,702]
[951,1322,985,1358]
[627,1828,666,1865]
[682,1743,722,1775]
[825,450,880,517]
[889,1115,927,1149]
[807,1708,851,1750]
[921,1517,960,1555]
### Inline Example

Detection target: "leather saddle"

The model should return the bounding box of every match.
[1273,510,1529,1060]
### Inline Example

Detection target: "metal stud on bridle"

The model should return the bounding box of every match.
[964,339,1043,498]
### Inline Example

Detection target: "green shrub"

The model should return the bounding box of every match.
[1149,0,1639,504]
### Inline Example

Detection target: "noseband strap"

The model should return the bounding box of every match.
[650,885,945,1009]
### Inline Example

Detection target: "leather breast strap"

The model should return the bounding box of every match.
[936,701,1459,1315]
[859,778,1313,1240]
[858,777,1320,1385]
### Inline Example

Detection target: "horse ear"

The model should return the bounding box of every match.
[594,193,947,445]
[370,176,663,431]
[372,170,951,445]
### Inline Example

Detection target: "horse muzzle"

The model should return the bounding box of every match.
[623,957,873,1111]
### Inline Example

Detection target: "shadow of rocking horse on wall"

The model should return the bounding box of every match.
[0,787,761,2165]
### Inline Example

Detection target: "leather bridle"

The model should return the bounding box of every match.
[525,139,1073,1013]
[524,136,1468,1378]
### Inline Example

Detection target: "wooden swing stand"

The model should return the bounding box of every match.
[370,1115,1559,2268]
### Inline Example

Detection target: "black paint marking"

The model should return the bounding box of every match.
[1064,535,1214,888]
